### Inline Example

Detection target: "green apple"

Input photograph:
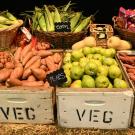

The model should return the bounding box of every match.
[108,82,113,88]
[93,53,103,62]
[70,65,84,80]
[84,61,97,76]
[93,47,103,54]
[79,57,89,68]
[114,78,128,88]
[95,75,110,88]
[63,63,72,70]
[97,65,108,76]
[86,53,94,59]
[63,52,71,64]
[62,75,72,87]
[108,65,122,79]
[64,69,71,76]
[102,57,116,66]
[72,61,79,66]
[82,46,92,56]
[71,49,84,62]
[70,80,82,88]
[103,48,116,58]
[81,75,95,88]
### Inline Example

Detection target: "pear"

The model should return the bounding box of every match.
[70,80,82,88]
[114,78,128,88]
[107,36,121,49]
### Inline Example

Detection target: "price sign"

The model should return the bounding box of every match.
[46,68,67,86]
[55,22,71,32]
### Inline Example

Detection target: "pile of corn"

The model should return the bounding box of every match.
[30,1,94,32]
[0,11,18,29]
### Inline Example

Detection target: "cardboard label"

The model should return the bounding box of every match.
[55,22,71,32]
[46,68,67,86]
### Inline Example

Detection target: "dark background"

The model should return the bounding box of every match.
[0,0,135,25]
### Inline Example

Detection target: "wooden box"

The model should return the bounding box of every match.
[56,88,134,129]
[116,50,135,127]
[0,86,55,124]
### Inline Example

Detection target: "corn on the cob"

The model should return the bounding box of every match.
[73,16,91,32]
[70,12,81,31]
[51,11,55,22]
[54,7,61,23]
[0,23,9,28]
[5,12,17,21]
[44,5,54,31]
[37,11,46,31]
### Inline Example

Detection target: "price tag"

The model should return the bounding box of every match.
[55,22,71,32]
[46,68,67,86]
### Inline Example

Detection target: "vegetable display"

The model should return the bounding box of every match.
[0,40,62,88]
[24,1,95,32]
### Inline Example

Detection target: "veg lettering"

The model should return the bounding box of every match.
[76,109,113,123]
[0,107,35,120]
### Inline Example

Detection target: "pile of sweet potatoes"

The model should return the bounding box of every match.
[0,42,62,88]
[118,52,135,85]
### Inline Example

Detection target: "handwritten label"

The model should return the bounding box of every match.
[46,68,67,86]
[55,22,71,32]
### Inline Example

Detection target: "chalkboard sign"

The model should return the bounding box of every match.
[55,22,71,32]
[46,68,67,86]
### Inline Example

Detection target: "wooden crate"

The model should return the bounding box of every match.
[0,86,55,124]
[116,50,135,127]
[56,88,134,129]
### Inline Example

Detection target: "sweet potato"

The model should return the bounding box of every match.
[0,68,12,82]
[53,53,62,64]
[5,62,14,69]
[22,51,34,66]
[22,59,41,79]
[10,66,23,79]
[41,59,46,65]
[31,68,46,81]
[21,44,32,62]
[6,78,22,87]
[123,64,135,69]
[40,65,47,71]
[27,75,36,81]
[24,55,40,69]
[45,56,56,71]
[0,63,3,69]
[44,81,50,88]
[22,81,44,87]
[14,47,22,62]
[36,50,53,58]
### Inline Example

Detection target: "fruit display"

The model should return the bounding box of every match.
[62,46,128,88]
[0,39,63,87]
[117,51,135,88]
[24,1,94,32]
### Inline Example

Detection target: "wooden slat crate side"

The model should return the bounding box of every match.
[56,88,134,129]
[0,86,55,124]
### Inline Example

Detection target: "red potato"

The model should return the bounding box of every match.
[31,68,46,81]
[22,81,44,87]
[5,62,15,69]
[0,68,13,82]
[14,47,22,62]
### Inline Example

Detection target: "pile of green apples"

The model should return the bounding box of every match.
[62,46,128,88]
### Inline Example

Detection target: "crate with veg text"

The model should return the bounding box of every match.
[56,46,134,129]
[116,50,135,127]
[0,39,63,124]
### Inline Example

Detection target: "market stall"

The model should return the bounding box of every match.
[0,1,135,134]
